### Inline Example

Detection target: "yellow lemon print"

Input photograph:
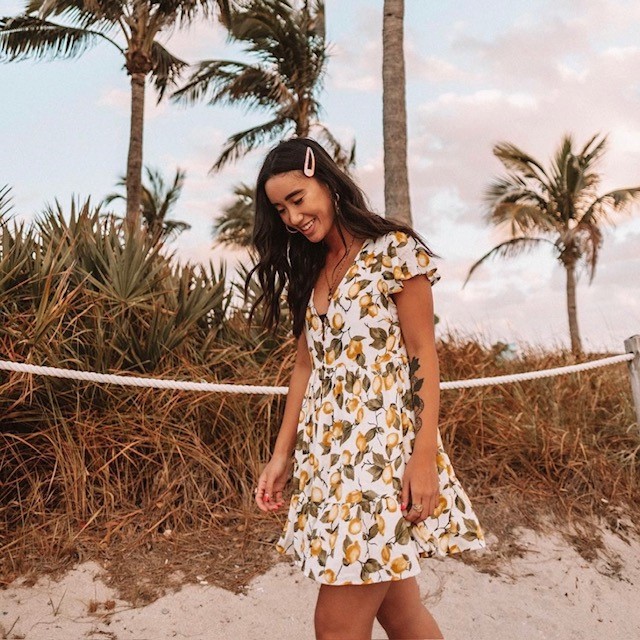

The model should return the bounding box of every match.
[386,432,399,447]
[324,569,336,584]
[342,450,352,465]
[348,518,362,535]
[381,544,391,563]
[376,514,386,536]
[372,375,383,394]
[394,231,408,242]
[359,293,372,307]
[356,432,367,452]
[390,556,409,574]
[417,249,430,267]
[345,490,363,504]
[332,421,344,439]
[345,541,361,564]
[327,504,339,523]
[433,495,448,517]
[331,312,344,330]
[310,537,322,556]
[311,486,323,503]
[347,282,361,298]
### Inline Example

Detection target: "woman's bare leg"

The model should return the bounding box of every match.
[314,581,392,640]
[375,576,443,639]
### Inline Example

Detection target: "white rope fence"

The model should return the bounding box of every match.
[0,352,634,395]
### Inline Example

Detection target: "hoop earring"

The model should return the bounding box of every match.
[285,224,299,234]
[303,146,316,177]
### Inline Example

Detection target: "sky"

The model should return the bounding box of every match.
[1,0,639,353]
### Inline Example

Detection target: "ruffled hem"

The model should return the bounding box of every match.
[275,485,486,585]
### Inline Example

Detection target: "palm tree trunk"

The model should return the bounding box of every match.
[382,0,411,224]
[126,71,145,228]
[566,263,583,354]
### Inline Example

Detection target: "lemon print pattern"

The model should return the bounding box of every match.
[275,230,486,584]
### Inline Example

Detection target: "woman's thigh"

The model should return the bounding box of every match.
[314,581,392,639]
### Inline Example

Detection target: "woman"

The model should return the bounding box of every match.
[249,137,486,640]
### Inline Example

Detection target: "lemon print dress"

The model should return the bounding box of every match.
[275,230,486,585]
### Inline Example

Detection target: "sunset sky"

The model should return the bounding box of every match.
[1,0,639,353]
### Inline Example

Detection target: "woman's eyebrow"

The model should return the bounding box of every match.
[284,189,304,201]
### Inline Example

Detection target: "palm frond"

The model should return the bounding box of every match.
[150,39,188,102]
[492,142,550,187]
[211,117,291,173]
[581,187,640,227]
[462,236,554,288]
[0,15,122,62]
[0,184,14,223]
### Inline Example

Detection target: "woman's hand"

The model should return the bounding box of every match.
[255,453,293,512]
[399,450,440,524]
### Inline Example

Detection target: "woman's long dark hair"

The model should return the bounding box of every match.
[245,137,440,339]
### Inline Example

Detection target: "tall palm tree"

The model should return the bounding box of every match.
[382,0,411,224]
[212,182,254,247]
[172,0,354,172]
[0,0,232,227]
[102,165,191,243]
[465,133,640,354]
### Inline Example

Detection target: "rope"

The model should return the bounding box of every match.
[0,352,633,395]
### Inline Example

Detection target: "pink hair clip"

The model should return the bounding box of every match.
[303,146,316,177]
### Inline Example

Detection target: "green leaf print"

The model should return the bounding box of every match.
[394,518,411,545]
[364,558,383,572]
[455,494,466,513]
[463,517,478,532]
[367,466,383,481]
[368,523,379,538]
[365,398,384,411]
[344,464,355,480]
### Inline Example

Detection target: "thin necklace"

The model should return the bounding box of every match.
[323,235,357,307]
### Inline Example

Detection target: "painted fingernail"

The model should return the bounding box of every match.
[401,503,406,510]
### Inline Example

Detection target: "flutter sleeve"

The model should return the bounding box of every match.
[382,231,441,294]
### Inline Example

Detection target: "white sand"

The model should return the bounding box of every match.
[1,527,639,640]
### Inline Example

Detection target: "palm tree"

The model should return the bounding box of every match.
[465,133,640,354]
[382,0,411,224]
[172,0,354,172]
[102,166,191,243]
[212,182,255,247]
[0,0,232,227]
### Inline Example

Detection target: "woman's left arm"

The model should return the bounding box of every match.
[392,274,441,524]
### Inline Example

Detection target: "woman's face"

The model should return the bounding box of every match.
[264,170,335,241]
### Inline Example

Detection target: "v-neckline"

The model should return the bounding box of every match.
[311,236,373,317]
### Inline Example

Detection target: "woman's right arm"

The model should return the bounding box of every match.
[272,331,312,461]
[255,331,312,512]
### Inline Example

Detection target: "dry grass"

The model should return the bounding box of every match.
[0,204,638,602]
[1,327,638,600]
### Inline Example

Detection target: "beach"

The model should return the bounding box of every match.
[2,525,638,640]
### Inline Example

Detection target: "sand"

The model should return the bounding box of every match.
[1,526,639,640]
